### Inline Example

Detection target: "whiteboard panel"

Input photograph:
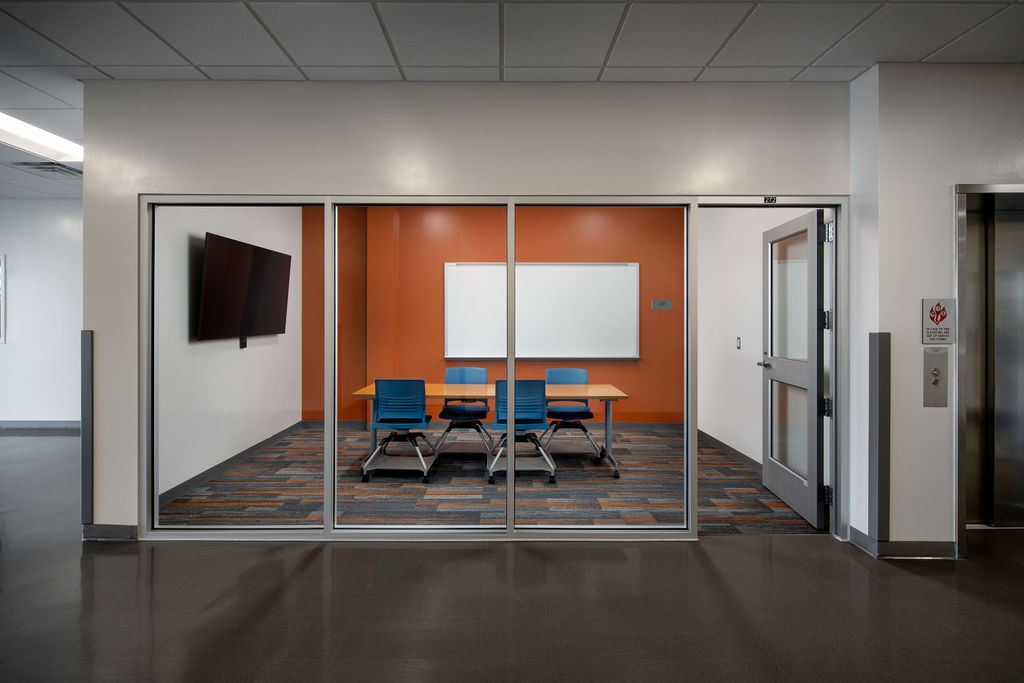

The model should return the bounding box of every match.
[445,262,639,359]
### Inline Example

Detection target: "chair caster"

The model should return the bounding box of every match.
[613,470,620,479]
[422,476,430,484]
[488,475,495,485]
[361,473,370,482]
[548,475,556,484]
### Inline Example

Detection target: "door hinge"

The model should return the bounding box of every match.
[819,396,833,418]
[820,485,833,506]
[817,221,835,243]
[819,310,832,330]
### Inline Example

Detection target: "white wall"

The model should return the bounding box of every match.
[154,205,302,493]
[852,64,1024,542]
[697,207,813,462]
[848,67,880,534]
[0,200,82,422]
[84,80,849,525]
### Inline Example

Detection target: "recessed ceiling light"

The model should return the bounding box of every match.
[0,112,83,163]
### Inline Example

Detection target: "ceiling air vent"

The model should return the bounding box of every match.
[10,161,83,178]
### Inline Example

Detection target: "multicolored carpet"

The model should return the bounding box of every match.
[158,425,818,534]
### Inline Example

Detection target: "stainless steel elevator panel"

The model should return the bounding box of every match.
[993,195,1024,526]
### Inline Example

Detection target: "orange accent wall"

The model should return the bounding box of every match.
[303,205,686,423]
[301,206,324,420]
[338,207,368,421]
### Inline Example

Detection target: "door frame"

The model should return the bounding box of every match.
[138,193,698,541]
[695,196,849,540]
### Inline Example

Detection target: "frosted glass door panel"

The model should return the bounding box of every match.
[771,233,808,361]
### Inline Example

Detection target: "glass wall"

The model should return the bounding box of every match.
[153,205,324,528]
[334,205,507,528]
[512,206,688,527]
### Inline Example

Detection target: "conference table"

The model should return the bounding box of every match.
[352,382,628,477]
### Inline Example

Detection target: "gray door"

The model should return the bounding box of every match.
[760,211,826,528]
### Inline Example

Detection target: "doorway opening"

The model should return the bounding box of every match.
[696,203,840,536]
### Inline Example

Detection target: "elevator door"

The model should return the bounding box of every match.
[992,195,1024,525]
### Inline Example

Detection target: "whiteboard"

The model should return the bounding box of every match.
[445,262,639,359]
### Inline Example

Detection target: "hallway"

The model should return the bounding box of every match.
[1,435,1022,681]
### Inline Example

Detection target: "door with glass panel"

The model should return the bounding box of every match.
[760,211,826,528]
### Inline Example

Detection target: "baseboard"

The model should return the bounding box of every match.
[849,526,955,559]
[158,420,307,507]
[697,430,762,475]
[82,524,137,541]
[0,420,81,436]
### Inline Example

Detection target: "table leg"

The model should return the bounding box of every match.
[603,399,620,478]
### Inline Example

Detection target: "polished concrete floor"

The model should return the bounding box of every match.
[2,435,1023,681]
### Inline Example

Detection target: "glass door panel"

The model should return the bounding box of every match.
[771,232,809,361]
[153,204,324,528]
[512,205,688,528]
[334,205,507,528]
[770,380,808,479]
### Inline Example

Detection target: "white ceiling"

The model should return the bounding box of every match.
[1,0,1023,199]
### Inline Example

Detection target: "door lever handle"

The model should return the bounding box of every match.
[756,361,772,368]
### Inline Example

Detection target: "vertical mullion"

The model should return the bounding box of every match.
[506,200,516,535]
[324,201,336,533]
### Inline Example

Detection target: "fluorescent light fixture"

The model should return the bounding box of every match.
[0,112,83,163]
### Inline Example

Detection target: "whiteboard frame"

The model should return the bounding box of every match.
[444,261,641,360]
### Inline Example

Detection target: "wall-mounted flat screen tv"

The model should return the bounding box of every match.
[197,232,291,344]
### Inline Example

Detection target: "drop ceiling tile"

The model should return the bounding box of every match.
[0,67,104,107]
[251,3,394,67]
[713,3,879,67]
[0,143,46,163]
[0,161,35,181]
[610,3,753,67]
[504,66,600,81]
[303,66,402,81]
[0,108,82,141]
[0,178,45,197]
[926,5,1024,62]
[0,2,187,66]
[0,71,69,108]
[504,3,624,67]
[699,66,802,81]
[0,169,79,193]
[601,66,702,82]
[794,66,870,81]
[202,66,304,81]
[817,3,1005,66]
[378,3,498,67]
[123,2,290,66]
[98,66,206,80]
[0,11,83,66]
[403,67,499,81]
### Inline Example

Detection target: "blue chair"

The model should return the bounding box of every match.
[361,379,436,483]
[543,368,603,462]
[435,366,492,455]
[488,379,556,484]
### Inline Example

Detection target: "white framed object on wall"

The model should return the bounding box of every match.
[445,262,640,359]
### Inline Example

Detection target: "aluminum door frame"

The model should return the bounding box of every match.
[761,212,825,528]
[697,197,847,541]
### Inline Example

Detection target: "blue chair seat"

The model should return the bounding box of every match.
[546,405,594,421]
[439,404,487,421]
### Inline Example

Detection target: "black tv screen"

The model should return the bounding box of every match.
[197,233,292,341]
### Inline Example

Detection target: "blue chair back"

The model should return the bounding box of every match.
[444,366,487,407]
[495,379,547,426]
[373,379,427,424]
[545,368,589,407]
